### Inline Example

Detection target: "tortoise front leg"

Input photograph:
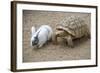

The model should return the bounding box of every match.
[65,35,74,48]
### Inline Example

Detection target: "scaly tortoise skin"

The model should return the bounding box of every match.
[55,16,90,47]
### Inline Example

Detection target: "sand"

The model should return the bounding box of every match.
[23,10,91,62]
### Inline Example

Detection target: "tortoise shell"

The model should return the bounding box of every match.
[57,16,89,38]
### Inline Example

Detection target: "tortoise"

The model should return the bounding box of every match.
[54,16,90,47]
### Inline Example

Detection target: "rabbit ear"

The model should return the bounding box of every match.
[31,26,36,36]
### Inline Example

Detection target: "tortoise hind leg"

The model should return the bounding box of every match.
[65,35,74,48]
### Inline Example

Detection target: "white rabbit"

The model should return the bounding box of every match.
[31,25,53,48]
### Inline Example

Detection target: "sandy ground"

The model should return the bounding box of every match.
[23,10,91,62]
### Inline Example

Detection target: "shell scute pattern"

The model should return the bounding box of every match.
[60,16,88,38]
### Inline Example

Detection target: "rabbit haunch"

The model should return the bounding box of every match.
[31,25,53,48]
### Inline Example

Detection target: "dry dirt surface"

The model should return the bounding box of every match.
[23,10,91,62]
